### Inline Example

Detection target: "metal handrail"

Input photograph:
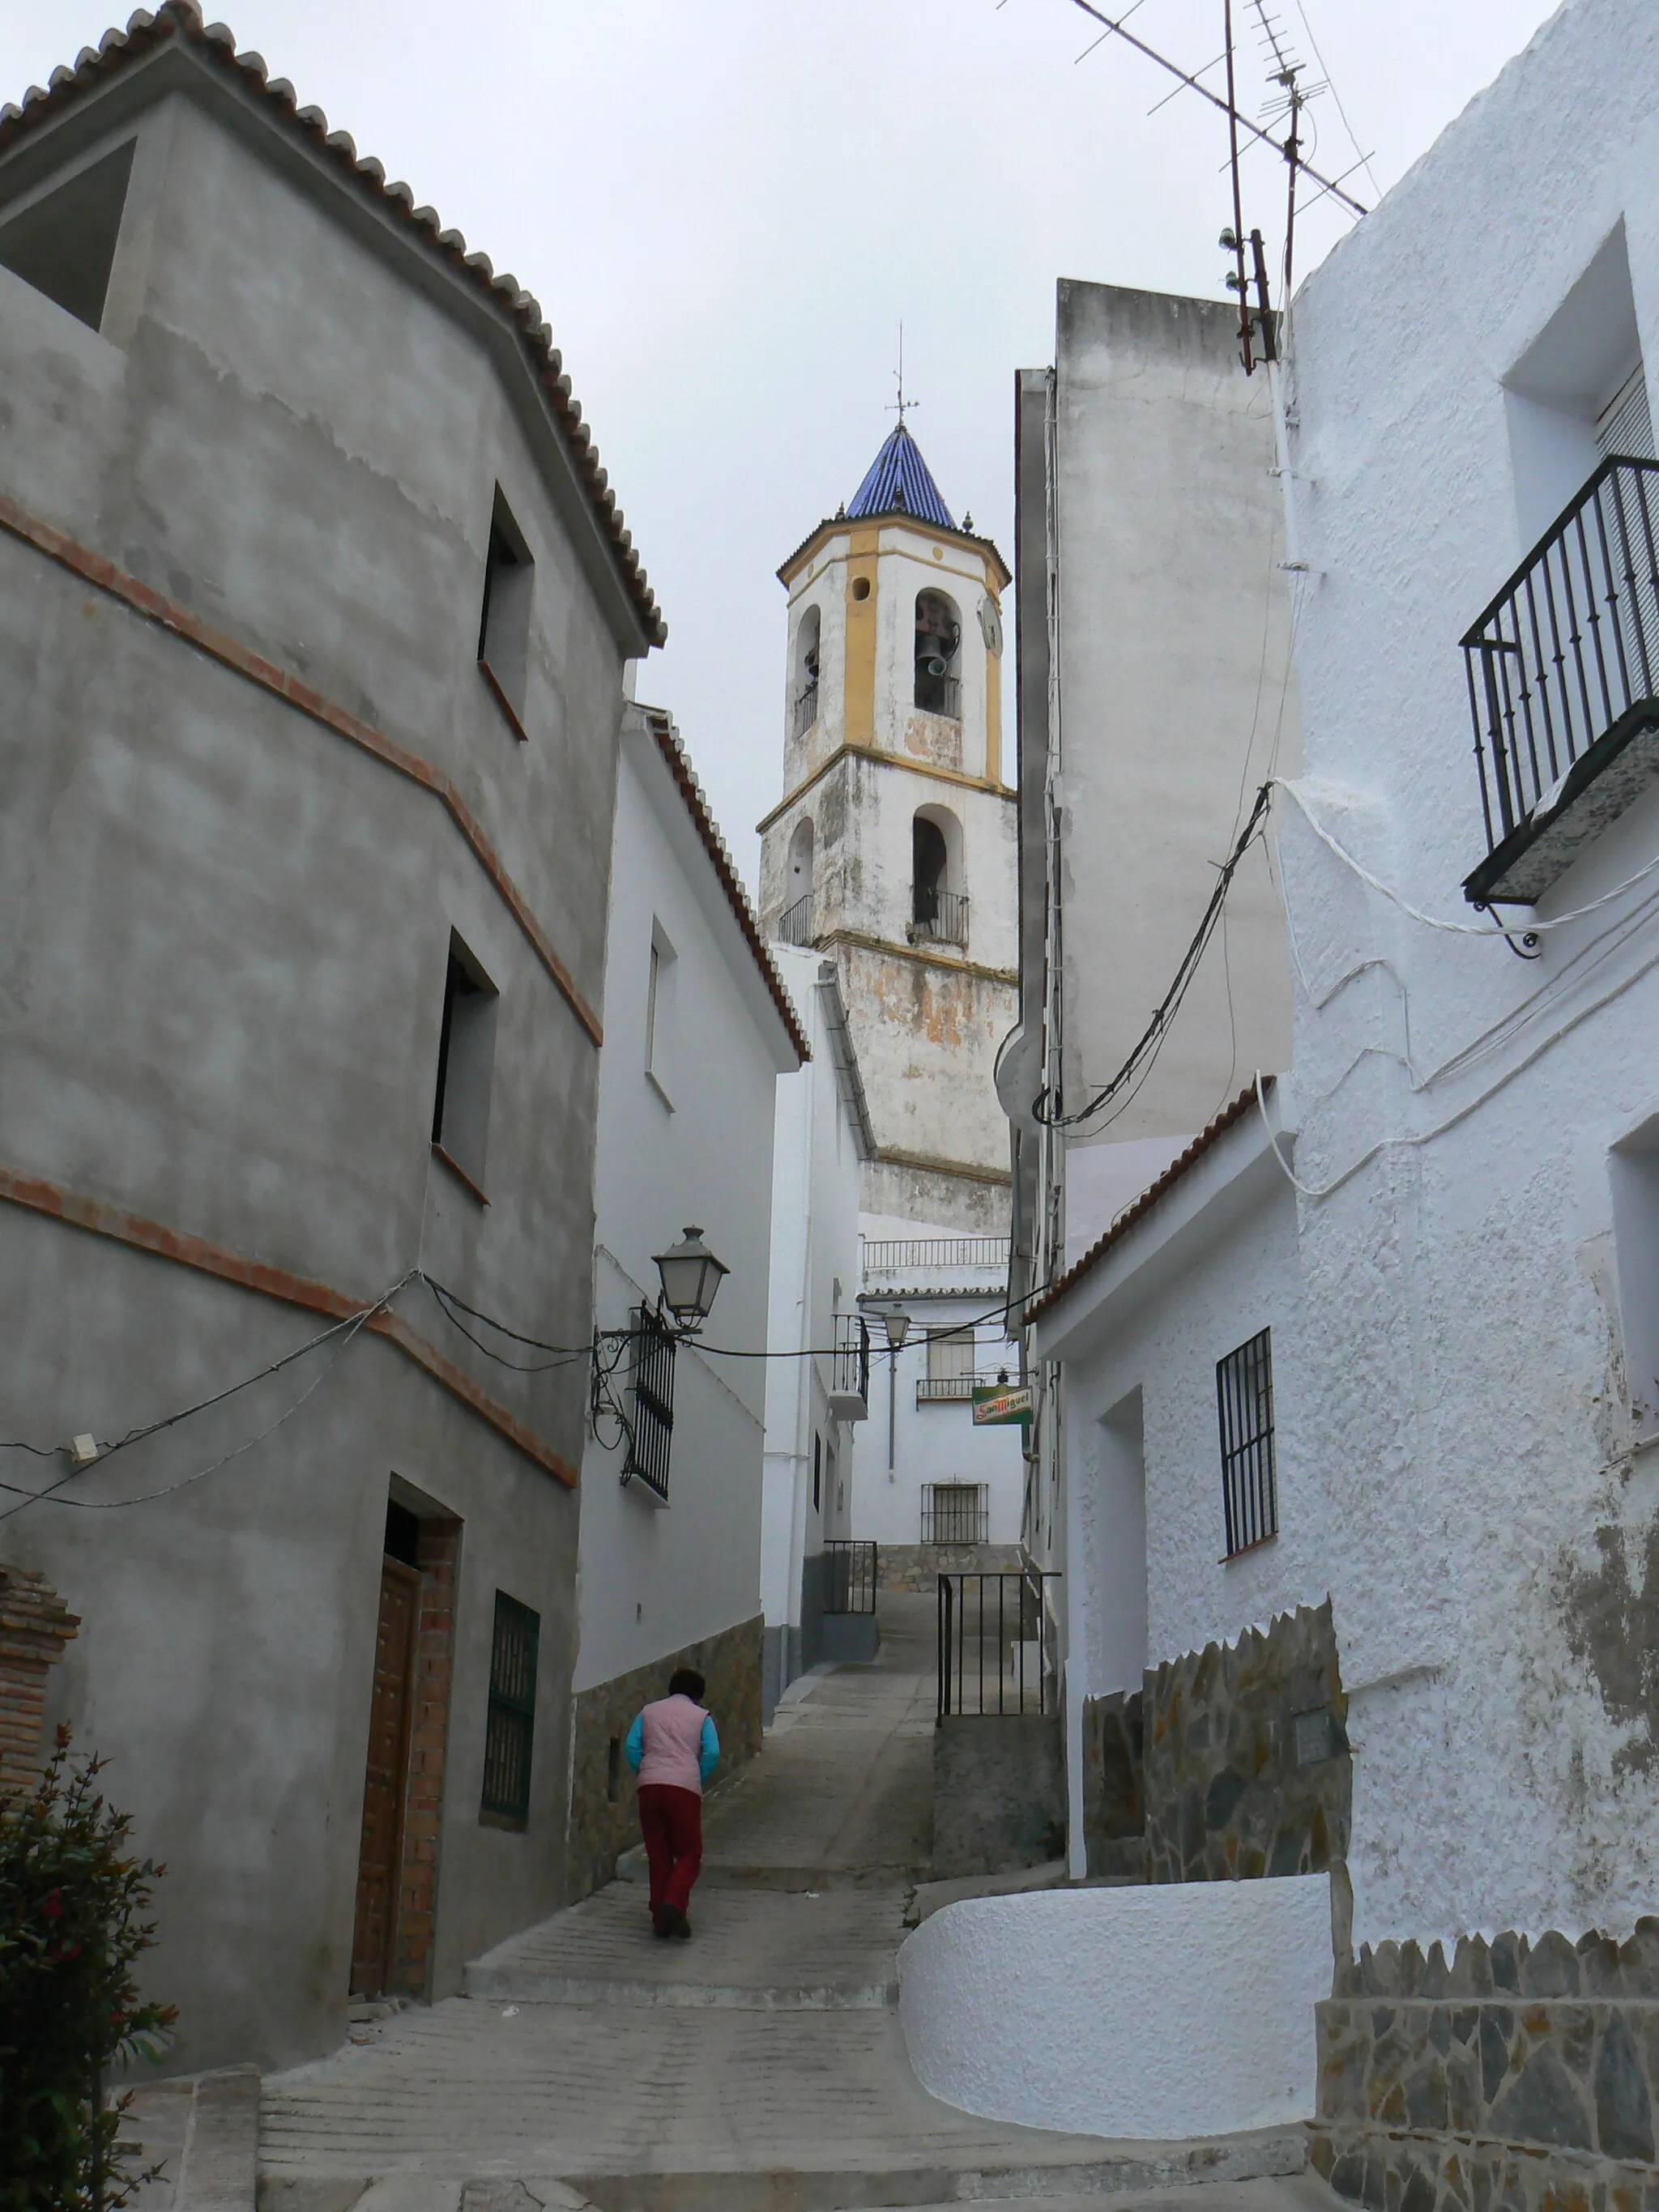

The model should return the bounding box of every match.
[831,1313,870,1406]
[791,684,820,739]
[909,888,969,948]
[863,1236,1010,1273]
[936,1569,1060,1718]
[824,1538,877,1615]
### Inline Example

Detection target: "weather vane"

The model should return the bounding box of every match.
[889,322,918,428]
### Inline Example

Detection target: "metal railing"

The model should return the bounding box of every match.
[922,1482,988,1544]
[831,1312,870,1408]
[909,888,969,949]
[1463,455,1659,896]
[937,1569,1059,1717]
[863,1236,1009,1274]
[777,892,816,946]
[791,683,820,739]
[915,672,962,720]
[625,1304,676,1501]
[824,1538,877,1615]
[916,1375,978,1404]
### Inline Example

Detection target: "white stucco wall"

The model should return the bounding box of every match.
[899,1877,1331,2139]
[1037,0,1659,1954]
[575,711,795,1692]
[760,943,864,1639]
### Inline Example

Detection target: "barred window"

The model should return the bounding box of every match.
[627,1304,676,1501]
[1216,1328,1277,1558]
[480,1592,539,1825]
[922,1481,989,1545]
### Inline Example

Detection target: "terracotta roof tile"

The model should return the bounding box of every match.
[640,709,810,1067]
[0,1,665,648]
[1024,1081,1271,1329]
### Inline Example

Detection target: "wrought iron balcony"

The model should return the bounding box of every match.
[827,1312,870,1421]
[1463,456,1659,906]
[777,892,816,947]
[915,672,962,720]
[862,1235,1010,1276]
[907,887,970,950]
[791,683,819,740]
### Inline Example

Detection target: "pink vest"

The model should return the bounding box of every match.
[638,1694,708,1795]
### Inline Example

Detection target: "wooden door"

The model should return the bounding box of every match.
[350,1558,420,1996]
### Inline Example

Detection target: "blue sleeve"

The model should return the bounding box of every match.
[699,1714,719,1784]
[625,1712,645,1772]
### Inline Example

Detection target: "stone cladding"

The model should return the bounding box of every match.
[1081,1686,1145,1879]
[1312,1926,1659,2212]
[876,1543,1022,1593]
[565,1615,762,1903]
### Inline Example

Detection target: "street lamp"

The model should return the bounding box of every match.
[652,1225,729,1335]
[880,1308,910,1476]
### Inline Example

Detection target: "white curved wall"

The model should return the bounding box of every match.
[899,1878,1331,2141]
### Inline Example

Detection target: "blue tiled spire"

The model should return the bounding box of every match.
[845,422,956,530]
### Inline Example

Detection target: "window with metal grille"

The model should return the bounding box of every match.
[480,1592,539,1824]
[626,1304,676,1501]
[921,1481,989,1545]
[1216,1328,1277,1558]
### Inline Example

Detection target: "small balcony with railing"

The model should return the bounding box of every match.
[826,1312,871,1421]
[1462,455,1659,906]
[791,681,820,740]
[777,893,817,947]
[907,885,970,951]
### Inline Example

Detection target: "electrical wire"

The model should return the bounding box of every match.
[1034,782,1274,1132]
[0,1272,415,1520]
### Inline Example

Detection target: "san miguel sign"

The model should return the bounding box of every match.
[972,1381,1033,1427]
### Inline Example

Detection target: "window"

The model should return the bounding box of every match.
[625,1304,676,1501]
[644,921,677,1104]
[922,1481,988,1545]
[910,808,967,948]
[431,933,498,1196]
[476,488,534,735]
[0,140,134,332]
[480,1592,539,1825]
[1217,1328,1277,1558]
[919,1327,977,1403]
[914,590,962,715]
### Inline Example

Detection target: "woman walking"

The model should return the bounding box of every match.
[625,1667,719,1937]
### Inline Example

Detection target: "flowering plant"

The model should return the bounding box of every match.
[0,1728,177,2208]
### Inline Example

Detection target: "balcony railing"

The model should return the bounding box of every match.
[777,893,816,947]
[1463,455,1659,906]
[791,683,820,739]
[823,1538,877,1615]
[937,1569,1060,1717]
[908,888,969,950]
[863,1236,1009,1275]
[828,1312,870,1421]
[915,673,962,720]
[922,1482,989,1544]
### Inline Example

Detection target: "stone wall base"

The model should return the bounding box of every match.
[877,1543,1023,1592]
[566,1614,762,1904]
[1315,1927,1659,2212]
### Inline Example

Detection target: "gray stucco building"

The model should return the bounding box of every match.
[0,3,660,2071]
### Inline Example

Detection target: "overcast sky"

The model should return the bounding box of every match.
[2,0,1560,886]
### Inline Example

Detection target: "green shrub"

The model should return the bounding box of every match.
[0,1727,177,2210]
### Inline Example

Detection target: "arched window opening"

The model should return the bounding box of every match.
[911,806,968,948]
[780,816,816,945]
[914,591,962,717]
[792,604,821,739]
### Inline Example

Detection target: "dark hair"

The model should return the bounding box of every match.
[668,1668,706,1703]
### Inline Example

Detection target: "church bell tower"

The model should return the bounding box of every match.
[758,422,1017,1236]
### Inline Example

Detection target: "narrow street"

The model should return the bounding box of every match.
[255,1598,1320,2210]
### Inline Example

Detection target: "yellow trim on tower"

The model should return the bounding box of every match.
[986,646,1003,786]
[843,529,879,748]
[756,742,1016,837]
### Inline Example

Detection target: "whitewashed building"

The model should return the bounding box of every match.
[568,703,806,1895]
[760,943,874,1710]
[979,2,1659,2199]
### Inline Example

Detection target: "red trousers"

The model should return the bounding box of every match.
[638,1783,702,1917]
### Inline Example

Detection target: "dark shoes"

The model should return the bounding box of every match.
[652,1903,691,1939]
